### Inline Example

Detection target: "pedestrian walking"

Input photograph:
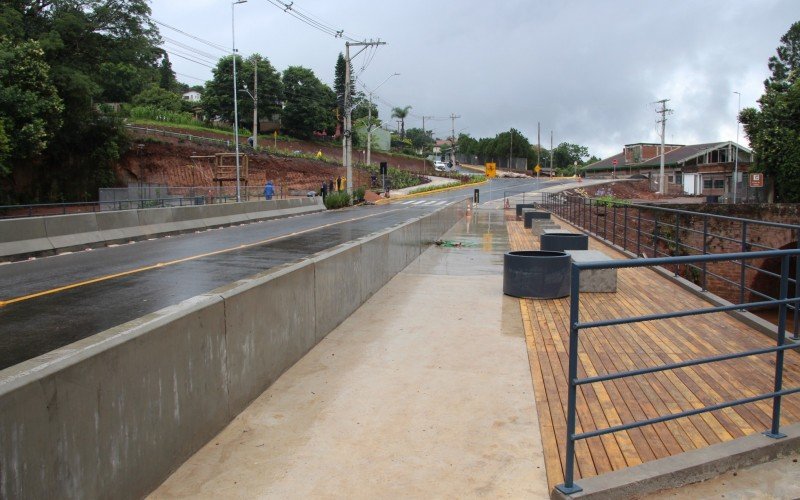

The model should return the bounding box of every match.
[264,180,275,200]
[321,181,328,200]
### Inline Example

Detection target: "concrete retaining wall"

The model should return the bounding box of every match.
[0,197,324,261]
[0,198,469,499]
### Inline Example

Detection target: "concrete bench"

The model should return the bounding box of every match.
[531,221,561,236]
[566,249,618,292]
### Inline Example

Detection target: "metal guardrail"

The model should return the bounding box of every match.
[542,193,800,336]
[555,249,800,494]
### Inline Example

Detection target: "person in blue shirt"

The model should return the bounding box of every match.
[264,180,275,200]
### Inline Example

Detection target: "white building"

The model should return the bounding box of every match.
[182,90,201,102]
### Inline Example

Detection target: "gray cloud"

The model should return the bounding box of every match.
[150,0,799,158]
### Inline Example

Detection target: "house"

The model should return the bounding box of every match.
[584,141,753,198]
[182,90,201,102]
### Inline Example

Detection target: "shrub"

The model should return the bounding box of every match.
[324,191,351,209]
[354,186,366,202]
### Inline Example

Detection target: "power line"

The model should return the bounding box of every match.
[162,45,218,65]
[175,72,206,82]
[262,0,364,42]
[152,18,229,53]
[163,50,215,69]
[162,36,220,60]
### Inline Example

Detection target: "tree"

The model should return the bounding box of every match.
[0,37,63,174]
[405,127,434,150]
[740,21,800,202]
[202,54,282,131]
[391,106,412,139]
[333,52,354,133]
[131,85,184,112]
[158,53,178,92]
[1,0,162,202]
[552,142,590,171]
[281,66,336,138]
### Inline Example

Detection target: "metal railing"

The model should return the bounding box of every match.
[555,249,800,494]
[542,193,800,336]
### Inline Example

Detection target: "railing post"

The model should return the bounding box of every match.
[623,205,628,253]
[555,263,583,495]
[702,217,709,291]
[612,204,617,247]
[653,214,659,258]
[637,208,642,257]
[674,213,680,276]
[794,234,800,340]
[764,254,790,439]
[740,221,748,306]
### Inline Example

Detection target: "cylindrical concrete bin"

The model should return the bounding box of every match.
[515,203,536,220]
[540,233,589,251]
[523,210,551,228]
[503,250,571,299]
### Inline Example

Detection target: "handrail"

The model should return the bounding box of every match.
[555,248,800,494]
[542,193,800,338]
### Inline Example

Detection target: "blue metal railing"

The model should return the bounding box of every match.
[555,249,800,495]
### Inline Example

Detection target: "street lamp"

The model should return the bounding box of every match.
[733,91,741,204]
[232,0,247,202]
[366,72,399,166]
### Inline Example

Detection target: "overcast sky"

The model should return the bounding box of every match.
[149,0,799,158]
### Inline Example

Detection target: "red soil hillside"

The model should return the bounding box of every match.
[120,125,431,193]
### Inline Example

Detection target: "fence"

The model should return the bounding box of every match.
[541,193,800,336]
[555,249,800,494]
[0,185,309,219]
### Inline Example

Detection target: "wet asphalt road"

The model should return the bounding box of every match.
[0,178,566,370]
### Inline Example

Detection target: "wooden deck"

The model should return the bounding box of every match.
[508,215,800,490]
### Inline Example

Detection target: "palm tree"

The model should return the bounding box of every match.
[391,105,412,139]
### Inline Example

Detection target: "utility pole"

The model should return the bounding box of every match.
[550,130,553,173]
[366,72,398,167]
[450,113,460,167]
[733,91,741,203]
[537,122,541,173]
[655,98,672,195]
[343,39,386,201]
[509,128,513,171]
[252,55,258,149]
[231,0,247,202]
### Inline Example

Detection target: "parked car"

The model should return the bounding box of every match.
[434,161,448,172]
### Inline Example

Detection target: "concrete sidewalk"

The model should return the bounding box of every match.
[149,206,548,499]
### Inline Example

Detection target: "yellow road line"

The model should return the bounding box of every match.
[0,209,402,307]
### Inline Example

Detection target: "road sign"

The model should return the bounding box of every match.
[750,172,764,188]
[485,162,497,178]
[534,164,541,174]
[612,159,618,166]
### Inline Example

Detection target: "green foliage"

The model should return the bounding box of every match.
[281,66,336,138]
[391,105,412,139]
[552,142,589,170]
[361,163,424,189]
[0,120,9,175]
[128,106,202,126]
[593,195,630,207]
[405,127,434,150]
[406,181,461,194]
[353,186,366,202]
[0,0,161,202]
[132,85,185,113]
[0,36,64,167]
[740,21,800,202]
[324,190,351,209]
[202,54,283,130]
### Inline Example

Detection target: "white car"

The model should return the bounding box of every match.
[433,161,448,172]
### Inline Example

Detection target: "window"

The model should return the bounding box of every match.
[703,179,713,189]
[713,179,724,189]
[674,172,683,184]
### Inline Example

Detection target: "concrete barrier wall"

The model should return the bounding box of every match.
[0,198,468,499]
[0,197,324,261]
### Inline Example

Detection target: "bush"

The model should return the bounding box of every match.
[324,191,351,209]
[594,194,629,207]
[353,186,366,202]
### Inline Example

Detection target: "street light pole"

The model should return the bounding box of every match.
[733,91,741,203]
[366,72,399,166]
[231,0,247,202]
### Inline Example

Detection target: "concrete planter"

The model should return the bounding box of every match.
[503,250,571,299]
[523,210,551,228]
[540,233,589,251]
[515,203,536,220]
